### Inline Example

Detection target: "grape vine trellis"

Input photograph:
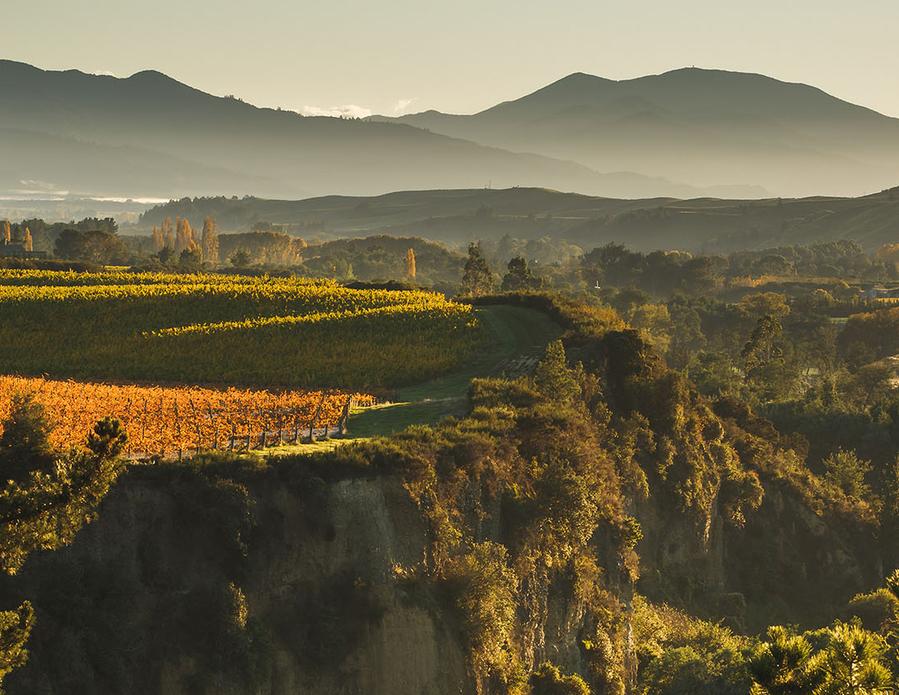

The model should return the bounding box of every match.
[0,376,375,459]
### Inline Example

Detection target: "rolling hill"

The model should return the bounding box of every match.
[0,60,726,200]
[378,68,899,198]
[138,186,899,252]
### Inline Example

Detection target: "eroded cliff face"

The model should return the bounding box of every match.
[4,456,620,695]
[634,472,881,633]
[2,468,473,695]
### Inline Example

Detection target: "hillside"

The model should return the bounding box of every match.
[379,68,899,197]
[0,61,720,200]
[138,186,899,252]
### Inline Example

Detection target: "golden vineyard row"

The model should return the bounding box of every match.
[0,376,376,456]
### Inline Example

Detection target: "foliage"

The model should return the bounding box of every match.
[532,340,581,404]
[0,270,481,389]
[461,242,496,296]
[502,256,542,292]
[633,596,751,695]
[823,449,873,499]
[0,402,127,689]
[529,662,591,695]
[0,375,372,456]
[0,602,33,694]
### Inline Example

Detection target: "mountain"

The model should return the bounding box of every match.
[378,68,899,197]
[0,60,733,200]
[137,185,899,252]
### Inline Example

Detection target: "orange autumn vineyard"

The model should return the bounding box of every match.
[0,376,376,456]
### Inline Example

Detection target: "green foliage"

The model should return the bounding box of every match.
[502,256,542,292]
[445,542,519,689]
[86,416,128,460]
[529,662,591,695]
[0,395,54,480]
[0,402,126,575]
[823,449,873,500]
[53,228,128,265]
[0,602,33,694]
[461,242,496,296]
[633,596,751,695]
[838,307,899,370]
[749,625,825,694]
[749,621,894,695]
[532,340,581,404]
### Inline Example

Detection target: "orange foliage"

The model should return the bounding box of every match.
[0,376,375,457]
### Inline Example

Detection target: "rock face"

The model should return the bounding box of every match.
[2,468,471,695]
[1,448,882,694]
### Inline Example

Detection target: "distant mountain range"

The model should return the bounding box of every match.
[0,60,733,201]
[138,186,899,253]
[376,68,899,198]
[3,61,899,201]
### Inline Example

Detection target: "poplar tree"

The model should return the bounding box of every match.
[151,226,164,253]
[201,216,220,265]
[405,247,417,279]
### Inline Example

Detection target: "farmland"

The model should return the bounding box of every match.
[0,270,481,389]
[0,375,374,456]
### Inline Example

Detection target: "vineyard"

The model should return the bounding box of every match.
[0,375,375,457]
[0,270,481,389]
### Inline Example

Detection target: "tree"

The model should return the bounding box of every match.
[175,217,197,255]
[461,242,495,296]
[741,314,794,400]
[0,395,54,480]
[54,229,127,265]
[749,626,825,694]
[1,221,9,245]
[86,417,128,460]
[0,602,34,693]
[405,247,416,280]
[230,249,251,268]
[179,248,202,271]
[151,226,164,253]
[21,229,32,253]
[161,217,175,251]
[813,621,892,694]
[529,662,591,695]
[823,449,872,499]
[501,255,541,292]
[0,406,126,688]
[533,340,581,404]
[201,216,220,266]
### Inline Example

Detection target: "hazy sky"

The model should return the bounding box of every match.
[7,0,899,117]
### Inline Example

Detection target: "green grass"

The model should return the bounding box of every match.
[344,305,562,437]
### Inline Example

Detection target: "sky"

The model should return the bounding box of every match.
[6,0,899,118]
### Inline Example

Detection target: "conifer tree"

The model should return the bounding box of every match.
[461,242,494,296]
[1,221,9,245]
[533,340,581,404]
[22,228,32,253]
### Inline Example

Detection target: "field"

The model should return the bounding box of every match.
[0,270,481,389]
[0,375,375,456]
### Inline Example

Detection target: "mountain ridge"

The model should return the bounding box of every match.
[377,67,899,197]
[0,60,740,200]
